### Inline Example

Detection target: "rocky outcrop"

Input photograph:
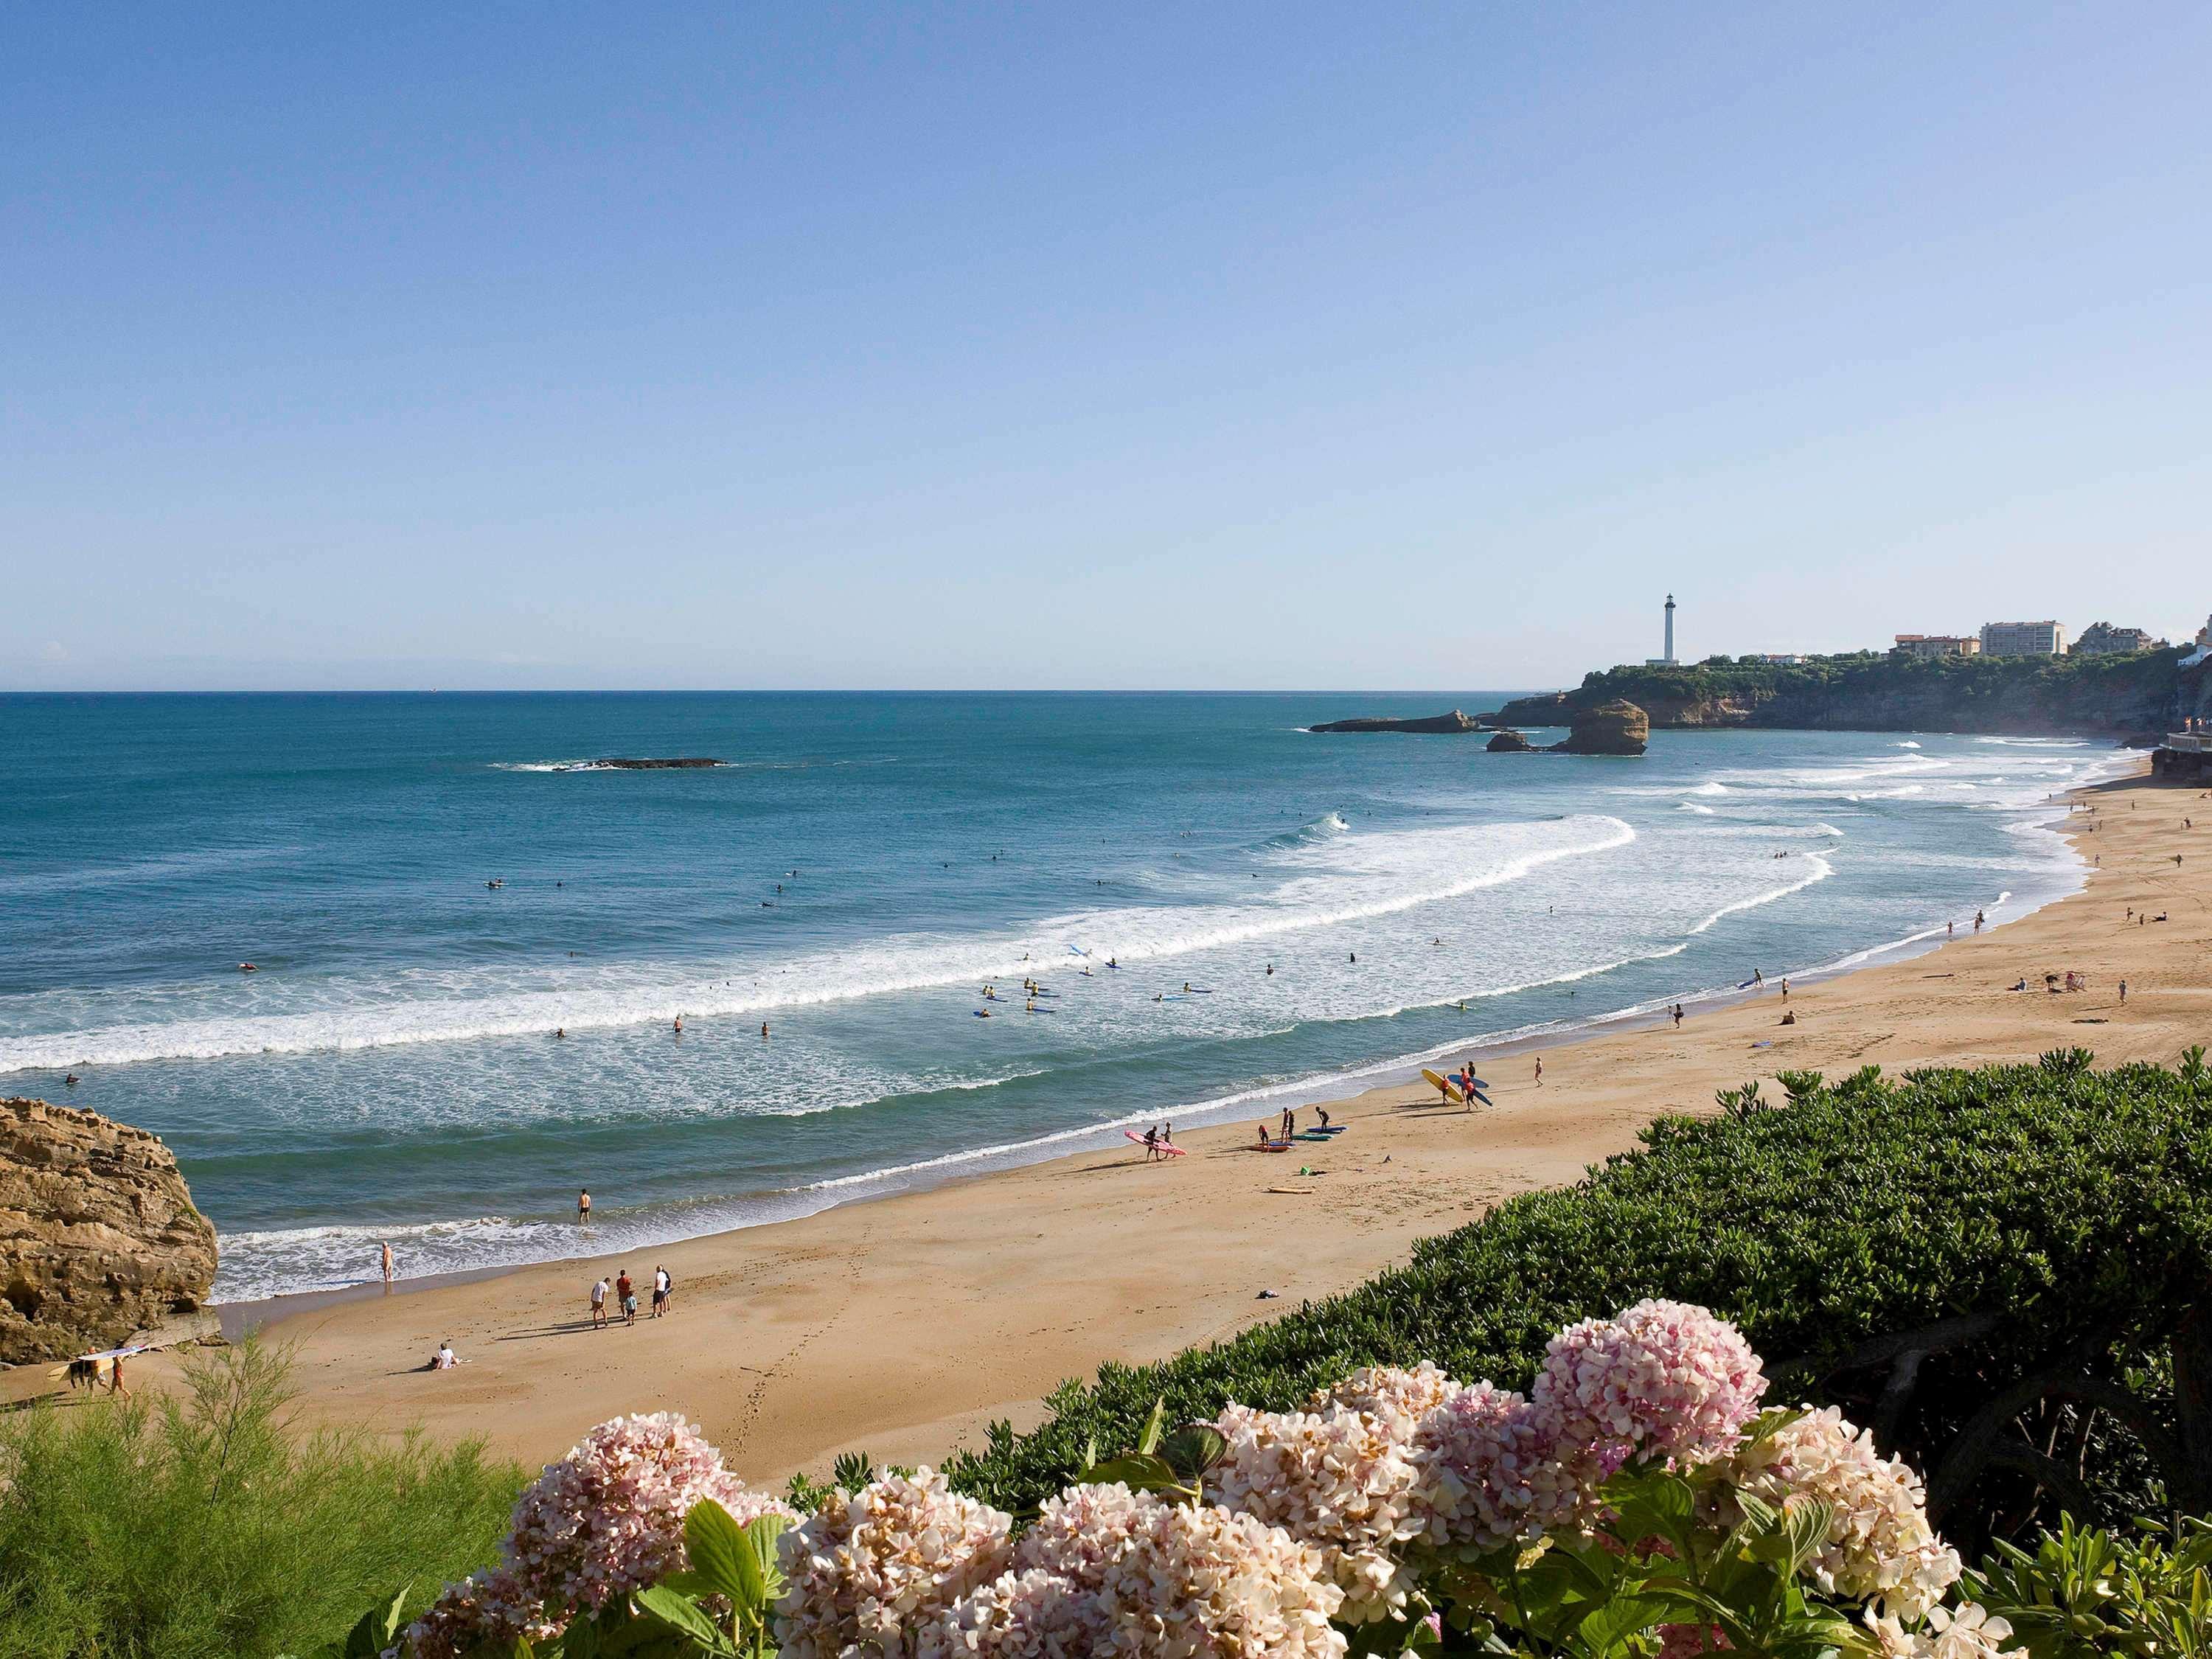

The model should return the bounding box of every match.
[1309,710,1483,734]
[1553,699,1649,756]
[1,1099,217,1364]
[594,757,722,769]
[1485,728,1534,752]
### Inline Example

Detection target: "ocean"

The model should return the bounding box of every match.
[0,692,2123,1302]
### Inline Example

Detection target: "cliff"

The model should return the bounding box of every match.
[1,1098,218,1364]
[1484,649,2208,740]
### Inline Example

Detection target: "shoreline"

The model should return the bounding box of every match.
[15,763,2205,1492]
[206,783,2101,1319]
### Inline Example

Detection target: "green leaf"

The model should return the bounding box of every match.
[1781,1495,1835,1576]
[1135,1395,1167,1455]
[1159,1425,1228,1480]
[1076,1453,1181,1489]
[1574,1593,1674,1654]
[684,1498,759,1612]
[633,1583,728,1652]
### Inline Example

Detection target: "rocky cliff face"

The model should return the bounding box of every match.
[1,1099,218,1364]
[1554,699,1650,756]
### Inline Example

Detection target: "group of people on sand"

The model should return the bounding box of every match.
[1138,1120,1176,1158]
[589,1265,673,1327]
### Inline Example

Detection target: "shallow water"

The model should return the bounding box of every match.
[0,693,2120,1298]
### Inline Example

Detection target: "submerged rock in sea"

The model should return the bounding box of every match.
[1553,699,1650,756]
[1,1098,218,1365]
[1485,728,1534,752]
[1310,710,1483,734]
[594,757,723,769]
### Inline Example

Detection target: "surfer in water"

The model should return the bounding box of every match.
[761,1022,770,1039]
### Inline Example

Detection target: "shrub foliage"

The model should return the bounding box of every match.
[0,1338,521,1659]
[942,1052,2212,1548]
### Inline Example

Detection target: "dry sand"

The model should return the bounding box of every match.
[13,765,2208,1486]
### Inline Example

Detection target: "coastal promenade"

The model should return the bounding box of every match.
[15,764,2205,1486]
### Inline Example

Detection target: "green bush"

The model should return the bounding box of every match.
[0,1338,522,1659]
[943,1054,2212,1551]
[1969,1512,2212,1657]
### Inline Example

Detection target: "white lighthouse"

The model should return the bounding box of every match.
[1649,595,1677,667]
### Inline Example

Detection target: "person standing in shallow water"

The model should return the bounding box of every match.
[577,1189,591,1224]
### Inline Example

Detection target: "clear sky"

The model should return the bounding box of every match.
[4,4,2206,691]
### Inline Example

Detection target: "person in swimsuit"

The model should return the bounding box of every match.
[591,1276,609,1328]
[381,1242,394,1285]
[578,1189,591,1223]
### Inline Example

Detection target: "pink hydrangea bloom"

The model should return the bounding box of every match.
[934,1481,1344,1657]
[1533,1300,1767,1476]
[774,1467,1014,1658]
[401,1413,789,1656]
[1405,1380,1582,1551]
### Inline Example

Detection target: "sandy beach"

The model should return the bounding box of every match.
[13,764,2206,1485]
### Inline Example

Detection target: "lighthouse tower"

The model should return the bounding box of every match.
[1649,595,1678,667]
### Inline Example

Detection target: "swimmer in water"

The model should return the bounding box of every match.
[673,1016,683,1034]
[239,962,257,973]
[554,1028,566,1039]
[63,1072,78,1087]
[761,1022,770,1039]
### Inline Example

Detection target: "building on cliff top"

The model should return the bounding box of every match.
[1979,620,2066,657]
[2073,621,2168,656]
[1893,633,1981,658]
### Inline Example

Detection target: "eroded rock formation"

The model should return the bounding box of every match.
[1308,710,1483,734]
[1,1098,218,1364]
[1554,699,1649,756]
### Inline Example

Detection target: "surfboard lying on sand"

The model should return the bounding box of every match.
[1256,1140,1293,1152]
[1420,1067,1467,1103]
[1125,1130,1186,1156]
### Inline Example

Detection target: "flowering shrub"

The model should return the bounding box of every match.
[773,1468,1012,1656]
[400,1413,794,1657]
[364,1303,2038,1658]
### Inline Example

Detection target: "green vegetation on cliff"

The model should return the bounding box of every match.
[1486,646,2197,737]
[0,1340,521,1659]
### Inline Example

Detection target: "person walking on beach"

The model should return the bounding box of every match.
[1780,978,1789,1001]
[1534,1056,1544,1087]
[109,1352,130,1397]
[1672,1003,1683,1027]
[652,1265,670,1318]
[380,1241,394,1285]
[591,1276,609,1328]
[577,1189,591,1224]
[616,1269,636,1326]
[2120,979,2129,1006]
[1974,910,1986,933]
[1142,1126,1160,1161]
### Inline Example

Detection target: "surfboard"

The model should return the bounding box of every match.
[1258,1141,1292,1152]
[1125,1130,1186,1156]
[1467,1087,1494,1107]
[973,1009,992,1018]
[1421,1067,1467,1103]
[1310,1125,1348,1135]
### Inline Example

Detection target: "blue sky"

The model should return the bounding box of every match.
[4,4,2205,690]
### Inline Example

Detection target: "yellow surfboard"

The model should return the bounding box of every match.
[1420,1067,1467,1103]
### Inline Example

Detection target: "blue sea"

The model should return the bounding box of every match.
[0,693,2121,1301]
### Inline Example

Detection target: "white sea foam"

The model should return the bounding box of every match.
[0,814,1637,1073]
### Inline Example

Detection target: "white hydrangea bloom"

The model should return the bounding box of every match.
[1211,1402,1425,1621]
[950,1481,1343,1657]
[1733,1405,1962,1622]
[775,1467,1014,1658]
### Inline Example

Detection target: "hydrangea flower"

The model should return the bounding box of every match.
[775,1467,1014,1657]
[1863,1601,2023,1658]
[1405,1380,1582,1551]
[928,1481,1345,1657]
[403,1413,788,1657]
[1533,1300,1767,1476]
[1312,1360,1462,1424]
[1732,1405,1962,1622]
[1210,1402,1426,1621]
